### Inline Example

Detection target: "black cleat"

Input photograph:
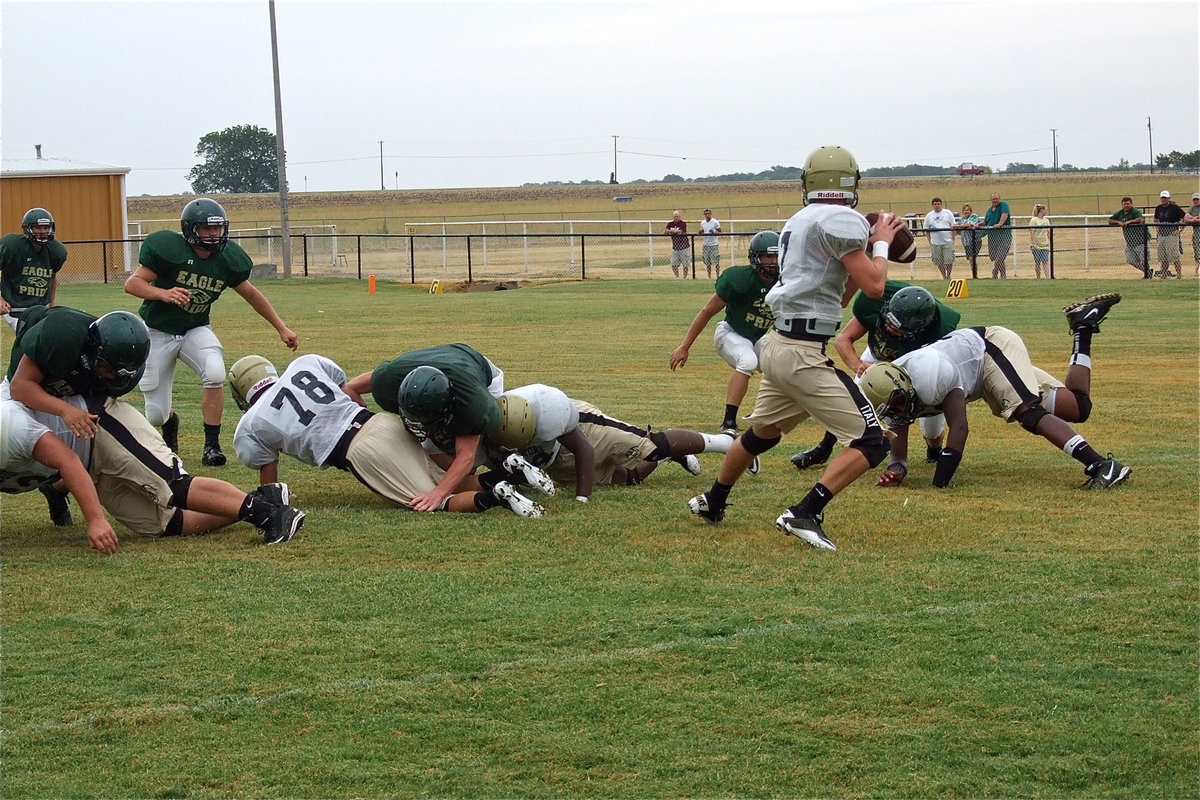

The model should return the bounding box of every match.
[202,443,227,467]
[1080,456,1132,490]
[264,505,305,544]
[688,492,726,523]
[791,443,832,471]
[776,511,837,550]
[250,482,291,508]
[39,485,73,527]
[1064,293,1121,333]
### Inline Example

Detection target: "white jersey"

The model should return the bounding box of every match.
[506,383,579,466]
[893,329,987,414]
[767,203,870,328]
[924,208,957,246]
[700,217,721,246]
[0,397,90,494]
[233,354,367,470]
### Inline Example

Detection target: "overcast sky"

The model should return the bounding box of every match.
[3,0,1196,196]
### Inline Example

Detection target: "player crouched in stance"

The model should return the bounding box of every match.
[861,293,1129,490]
[4,306,305,549]
[483,384,738,503]
[687,145,904,551]
[670,230,779,437]
[343,343,551,516]
[229,353,545,517]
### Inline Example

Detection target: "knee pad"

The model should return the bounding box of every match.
[647,430,671,461]
[850,429,889,468]
[169,474,194,508]
[1072,390,1093,422]
[162,508,185,537]
[1016,404,1050,434]
[740,428,780,456]
[199,350,227,388]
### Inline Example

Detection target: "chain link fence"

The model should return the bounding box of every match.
[53,221,1200,286]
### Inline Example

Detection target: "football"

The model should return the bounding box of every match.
[864,211,918,263]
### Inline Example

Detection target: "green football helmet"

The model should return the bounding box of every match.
[398,366,453,424]
[229,355,279,411]
[747,230,780,280]
[22,208,55,245]
[490,393,537,450]
[881,286,937,343]
[860,361,918,428]
[181,198,230,253]
[801,145,861,207]
[84,311,150,397]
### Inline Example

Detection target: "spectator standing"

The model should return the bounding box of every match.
[0,208,67,331]
[1153,190,1185,279]
[978,192,1012,278]
[1028,203,1051,278]
[124,198,299,467]
[699,209,722,278]
[1108,197,1147,274]
[1186,193,1200,277]
[665,210,690,279]
[955,204,981,270]
[923,197,957,279]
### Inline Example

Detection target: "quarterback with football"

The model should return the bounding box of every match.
[688,145,903,550]
[230,353,548,517]
[0,208,68,331]
[861,293,1129,490]
[124,198,299,468]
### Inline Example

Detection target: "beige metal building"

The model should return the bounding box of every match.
[1,155,131,281]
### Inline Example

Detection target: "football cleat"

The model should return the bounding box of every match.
[673,454,702,475]
[202,443,227,467]
[1080,456,1132,490]
[263,505,305,545]
[688,492,725,523]
[924,432,945,464]
[39,485,73,527]
[718,423,739,437]
[161,412,180,454]
[776,511,837,551]
[250,482,291,508]
[790,443,832,471]
[502,452,555,496]
[1063,293,1121,333]
[748,455,761,476]
[492,481,545,518]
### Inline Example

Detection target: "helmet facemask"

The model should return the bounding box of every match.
[880,286,937,344]
[747,230,780,281]
[84,311,150,397]
[22,208,55,246]
[181,198,230,254]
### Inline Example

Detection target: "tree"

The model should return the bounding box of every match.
[188,125,279,194]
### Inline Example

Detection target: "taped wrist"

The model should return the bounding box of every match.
[872,241,890,260]
[886,462,908,478]
[931,448,962,487]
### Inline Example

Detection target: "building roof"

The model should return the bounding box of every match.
[1,157,130,178]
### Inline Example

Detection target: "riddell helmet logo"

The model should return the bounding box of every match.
[815,191,848,198]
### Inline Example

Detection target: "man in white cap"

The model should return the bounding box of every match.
[1152,190,1185,279]
[1185,192,1200,277]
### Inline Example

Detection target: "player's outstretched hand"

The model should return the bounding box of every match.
[669,345,689,371]
[876,463,907,487]
[279,327,299,350]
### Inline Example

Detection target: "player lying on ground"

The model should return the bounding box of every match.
[229,353,548,517]
[4,307,305,549]
[483,383,745,503]
[860,294,1130,490]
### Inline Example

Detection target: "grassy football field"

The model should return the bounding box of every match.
[1,277,1197,798]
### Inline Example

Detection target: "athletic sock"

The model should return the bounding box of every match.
[706,480,732,508]
[722,405,739,429]
[791,483,834,518]
[1062,434,1102,467]
[701,433,732,453]
[203,423,222,448]
[474,490,502,511]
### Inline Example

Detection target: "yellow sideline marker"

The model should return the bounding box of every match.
[946,278,969,299]
[429,279,443,294]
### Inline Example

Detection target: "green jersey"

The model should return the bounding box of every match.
[713,264,774,342]
[136,229,253,334]
[370,344,500,441]
[0,233,68,311]
[6,306,100,399]
[852,279,961,363]
[1109,207,1147,247]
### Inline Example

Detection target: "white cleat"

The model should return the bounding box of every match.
[493,481,546,518]
[502,453,556,496]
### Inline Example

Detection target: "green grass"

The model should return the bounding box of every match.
[2,278,1197,798]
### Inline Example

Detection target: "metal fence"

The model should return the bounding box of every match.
[53,222,1200,286]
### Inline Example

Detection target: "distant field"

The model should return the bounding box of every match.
[128,172,1200,234]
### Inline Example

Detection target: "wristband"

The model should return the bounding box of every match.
[576,495,589,503]
[872,241,890,260]
[931,447,963,488]
[886,462,908,477]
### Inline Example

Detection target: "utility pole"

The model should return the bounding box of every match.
[1050,129,1058,172]
[612,135,618,183]
[379,141,385,190]
[1147,117,1154,174]
[269,0,292,277]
